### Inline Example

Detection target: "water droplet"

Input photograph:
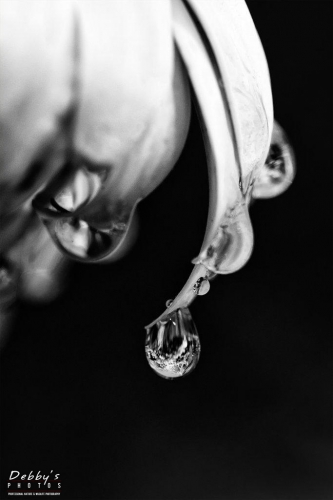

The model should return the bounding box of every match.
[252,121,295,199]
[165,299,173,307]
[193,277,210,295]
[145,308,201,379]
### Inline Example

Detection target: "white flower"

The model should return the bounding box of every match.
[0,0,294,335]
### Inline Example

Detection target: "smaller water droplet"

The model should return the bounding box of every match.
[145,308,201,379]
[193,277,210,296]
[165,299,173,307]
[252,121,295,199]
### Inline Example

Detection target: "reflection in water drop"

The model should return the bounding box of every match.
[252,121,295,199]
[193,277,210,295]
[145,308,201,379]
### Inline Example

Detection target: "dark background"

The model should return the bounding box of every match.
[1,2,332,499]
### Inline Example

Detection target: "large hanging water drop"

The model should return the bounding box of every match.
[145,308,201,379]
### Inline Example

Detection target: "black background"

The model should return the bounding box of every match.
[1,2,332,499]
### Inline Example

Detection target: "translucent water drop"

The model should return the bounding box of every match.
[193,277,210,295]
[252,121,295,199]
[145,308,201,379]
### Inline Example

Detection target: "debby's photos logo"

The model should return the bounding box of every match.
[7,470,61,496]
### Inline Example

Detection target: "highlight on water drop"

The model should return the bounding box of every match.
[145,307,201,379]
